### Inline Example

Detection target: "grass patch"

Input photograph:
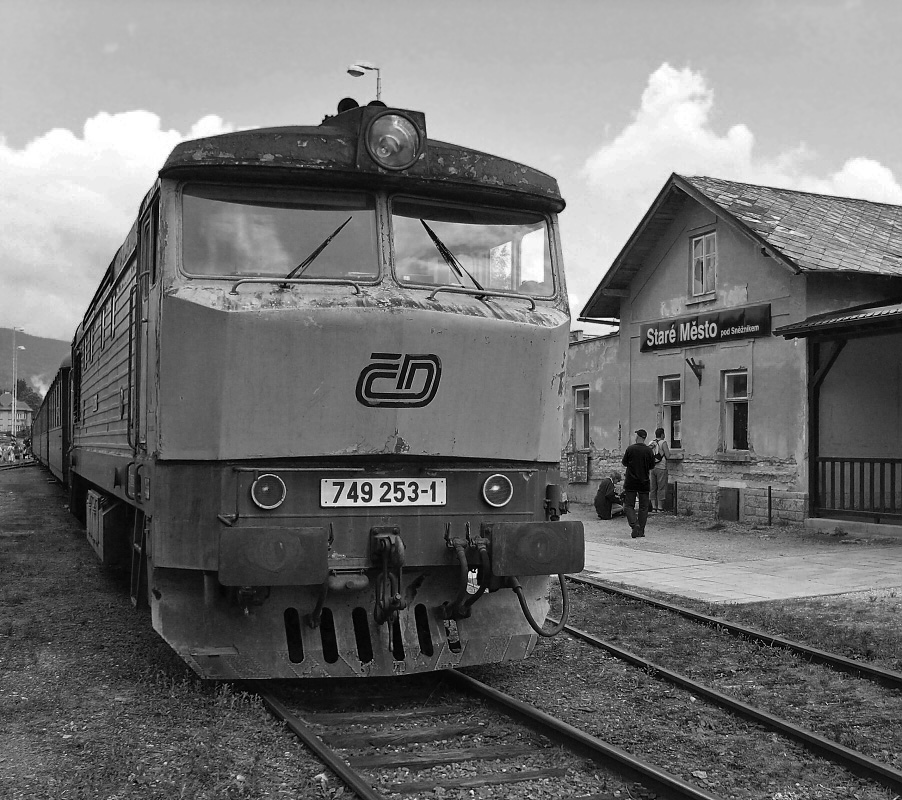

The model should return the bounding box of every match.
[719,595,902,666]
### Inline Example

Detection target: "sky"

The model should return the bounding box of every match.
[2,0,902,345]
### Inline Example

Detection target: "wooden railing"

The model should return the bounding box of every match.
[815,457,902,522]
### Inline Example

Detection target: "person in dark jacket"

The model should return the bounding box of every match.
[593,471,623,519]
[621,429,655,538]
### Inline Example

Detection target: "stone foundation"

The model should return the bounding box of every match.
[564,448,808,524]
[674,481,807,524]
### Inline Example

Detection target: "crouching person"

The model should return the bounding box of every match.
[594,471,624,520]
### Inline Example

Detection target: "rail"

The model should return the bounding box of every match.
[567,575,902,689]
[425,285,537,309]
[556,621,902,794]
[228,277,362,295]
[815,456,902,522]
[260,675,725,800]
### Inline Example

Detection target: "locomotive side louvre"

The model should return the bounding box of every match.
[74,252,137,458]
[64,225,136,522]
[34,100,585,679]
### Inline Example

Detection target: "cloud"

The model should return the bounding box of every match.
[566,63,902,327]
[796,156,902,202]
[0,111,235,340]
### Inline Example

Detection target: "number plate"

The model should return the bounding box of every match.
[321,478,447,507]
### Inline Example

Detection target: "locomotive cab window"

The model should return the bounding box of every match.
[181,185,378,280]
[391,198,554,296]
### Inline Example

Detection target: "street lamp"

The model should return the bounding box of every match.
[347,61,382,102]
[11,327,24,437]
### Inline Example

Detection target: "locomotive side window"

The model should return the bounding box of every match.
[181,185,378,280]
[391,199,554,296]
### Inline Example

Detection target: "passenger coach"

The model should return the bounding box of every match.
[30,357,71,484]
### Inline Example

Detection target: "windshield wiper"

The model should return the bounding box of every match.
[419,220,484,291]
[284,216,353,279]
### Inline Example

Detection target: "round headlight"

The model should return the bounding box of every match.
[365,113,421,170]
[250,473,286,510]
[482,474,513,508]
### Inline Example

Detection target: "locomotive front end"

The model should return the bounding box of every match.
[146,102,583,678]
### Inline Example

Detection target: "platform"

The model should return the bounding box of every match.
[569,504,902,604]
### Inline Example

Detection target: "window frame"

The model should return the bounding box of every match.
[660,375,683,449]
[178,183,381,282]
[574,385,590,451]
[661,376,682,404]
[690,230,716,297]
[390,194,557,298]
[723,370,749,451]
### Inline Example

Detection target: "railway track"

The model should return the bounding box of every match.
[569,574,902,689]
[257,672,725,800]
[252,577,902,799]
[556,575,902,795]
[0,460,33,471]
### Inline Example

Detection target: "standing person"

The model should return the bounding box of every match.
[621,429,655,538]
[649,427,671,513]
[593,471,624,519]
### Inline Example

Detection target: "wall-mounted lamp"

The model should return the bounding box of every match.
[686,357,704,384]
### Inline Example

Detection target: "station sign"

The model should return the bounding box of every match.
[640,303,771,352]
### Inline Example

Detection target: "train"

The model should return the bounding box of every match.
[31,96,584,679]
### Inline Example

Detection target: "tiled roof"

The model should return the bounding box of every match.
[0,393,33,412]
[775,300,902,338]
[579,174,902,321]
[683,176,902,276]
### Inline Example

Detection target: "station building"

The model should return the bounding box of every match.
[565,174,902,527]
[0,391,33,437]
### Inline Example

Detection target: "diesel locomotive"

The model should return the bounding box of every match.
[32,97,584,679]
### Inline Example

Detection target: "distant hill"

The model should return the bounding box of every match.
[0,328,70,399]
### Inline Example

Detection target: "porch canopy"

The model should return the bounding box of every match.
[776,300,902,523]
[776,300,902,340]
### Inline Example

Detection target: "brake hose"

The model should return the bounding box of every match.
[443,540,470,618]
[510,574,570,637]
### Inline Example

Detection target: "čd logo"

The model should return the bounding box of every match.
[356,353,442,408]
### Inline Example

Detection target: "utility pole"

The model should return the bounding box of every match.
[11,328,24,438]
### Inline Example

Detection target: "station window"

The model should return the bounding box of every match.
[691,231,716,296]
[574,386,590,450]
[661,376,682,448]
[723,370,749,450]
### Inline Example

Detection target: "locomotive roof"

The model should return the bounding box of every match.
[159,104,565,212]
